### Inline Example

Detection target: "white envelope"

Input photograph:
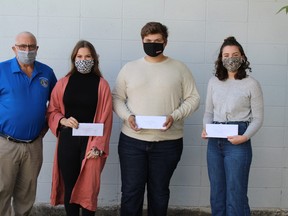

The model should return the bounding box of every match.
[205,124,238,138]
[72,123,104,136]
[135,115,166,129]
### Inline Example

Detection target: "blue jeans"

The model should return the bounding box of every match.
[118,132,183,216]
[207,122,252,216]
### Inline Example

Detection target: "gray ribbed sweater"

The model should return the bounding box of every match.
[203,75,264,139]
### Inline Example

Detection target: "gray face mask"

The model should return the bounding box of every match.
[75,59,94,74]
[222,57,243,72]
[17,50,37,65]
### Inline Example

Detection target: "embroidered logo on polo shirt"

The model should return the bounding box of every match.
[39,77,49,88]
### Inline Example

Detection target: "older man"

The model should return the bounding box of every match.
[0,32,57,216]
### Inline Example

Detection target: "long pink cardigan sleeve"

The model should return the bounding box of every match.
[47,75,113,211]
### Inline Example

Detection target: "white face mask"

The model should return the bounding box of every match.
[17,50,37,65]
[75,59,94,74]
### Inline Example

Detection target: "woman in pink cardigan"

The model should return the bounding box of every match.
[47,40,113,216]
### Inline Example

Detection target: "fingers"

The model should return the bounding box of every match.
[227,135,248,145]
[161,115,173,131]
[227,136,237,145]
[86,151,98,159]
[60,117,79,128]
[86,151,93,159]
[128,115,174,132]
[128,115,140,131]
[201,129,207,139]
[86,149,100,159]
[68,117,79,128]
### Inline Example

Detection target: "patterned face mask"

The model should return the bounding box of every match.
[75,59,94,74]
[222,57,243,72]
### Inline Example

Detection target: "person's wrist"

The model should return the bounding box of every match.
[59,117,66,125]
[128,114,135,121]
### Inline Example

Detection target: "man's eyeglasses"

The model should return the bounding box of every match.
[15,44,38,51]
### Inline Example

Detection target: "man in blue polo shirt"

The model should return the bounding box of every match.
[0,31,57,216]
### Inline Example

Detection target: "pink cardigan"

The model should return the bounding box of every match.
[47,75,113,211]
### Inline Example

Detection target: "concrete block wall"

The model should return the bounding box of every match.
[0,0,288,210]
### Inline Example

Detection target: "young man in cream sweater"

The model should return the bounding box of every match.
[113,22,200,216]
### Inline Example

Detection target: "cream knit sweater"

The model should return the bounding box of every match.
[112,57,200,142]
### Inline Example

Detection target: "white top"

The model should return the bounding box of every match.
[112,57,200,141]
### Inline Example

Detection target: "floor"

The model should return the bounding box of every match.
[30,205,288,216]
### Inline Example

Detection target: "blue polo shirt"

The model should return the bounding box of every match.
[0,57,57,140]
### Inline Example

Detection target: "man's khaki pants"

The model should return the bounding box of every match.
[0,136,43,216]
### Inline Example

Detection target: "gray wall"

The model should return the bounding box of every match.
[0,0,288,210]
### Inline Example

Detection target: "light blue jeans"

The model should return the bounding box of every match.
[207,122,252,216]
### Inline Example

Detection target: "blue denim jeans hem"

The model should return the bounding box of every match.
[118,132,183,216]
[207,122,252,216]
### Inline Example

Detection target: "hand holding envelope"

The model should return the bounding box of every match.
[205,124,238,138]
[135,116,167,130]
[72,123,104,136]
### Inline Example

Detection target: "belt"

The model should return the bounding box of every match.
[0,133,37,144]
[213,121,249,125]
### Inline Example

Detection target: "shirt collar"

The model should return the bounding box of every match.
[11,57,40,75]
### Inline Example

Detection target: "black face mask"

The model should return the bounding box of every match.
[143,43,164,57]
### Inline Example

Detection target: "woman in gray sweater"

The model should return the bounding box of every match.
[201,36,264,216]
